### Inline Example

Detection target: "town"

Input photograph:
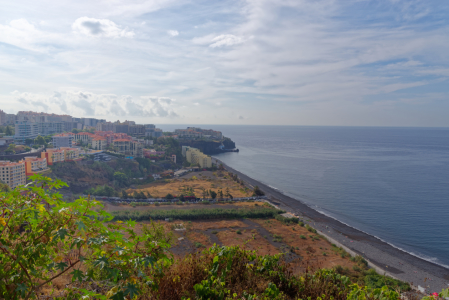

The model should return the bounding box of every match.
[0,110,232,190]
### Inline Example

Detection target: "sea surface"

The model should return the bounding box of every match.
[159,125,449,268]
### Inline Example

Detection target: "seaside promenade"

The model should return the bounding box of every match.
[212,157,449,293]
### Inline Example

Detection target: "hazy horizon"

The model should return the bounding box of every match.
[1,0,449,127]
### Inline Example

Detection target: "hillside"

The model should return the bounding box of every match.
[1,175,431,300]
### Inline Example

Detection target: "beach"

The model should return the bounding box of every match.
[213,157,449,293]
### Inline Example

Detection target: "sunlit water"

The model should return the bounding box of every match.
[159,125,449,268]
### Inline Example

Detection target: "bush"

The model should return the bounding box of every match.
[275,214,299,225]
[305,224,317,233]
[236,229,242,234]
[300,235,306,239]
[0,175,172,300]
[112,207,282,222]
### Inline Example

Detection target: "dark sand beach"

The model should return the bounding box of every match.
[213,158,449,293]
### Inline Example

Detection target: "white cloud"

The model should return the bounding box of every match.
[209,34,244,48]
[7,91,179,119]
[167,30,179,36]
[72,17,134,38]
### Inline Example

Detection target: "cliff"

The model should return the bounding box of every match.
[179,137,236,155]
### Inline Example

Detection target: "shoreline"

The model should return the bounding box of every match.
[212,157,449,293]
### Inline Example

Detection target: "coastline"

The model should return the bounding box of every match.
[212,157,449,293]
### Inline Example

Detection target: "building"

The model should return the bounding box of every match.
[73,132,94,145]
[21,156,48,176]
[41,149,65,165]
[14,121,39,143]
[112,139,143,157]
[91,136,107,150]
[183,146,212,168]
[128,124,145,136]
[171,154,177,163]
[60,147,80,161]
[0,160,26,189]
[0,137,14,146]
[114,124,129,134]
[38,122,64,135]
[0,110,5,125]
[96,122,115,132]
[52,133,74,148]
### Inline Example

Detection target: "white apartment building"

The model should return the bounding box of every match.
[0,160,26,189]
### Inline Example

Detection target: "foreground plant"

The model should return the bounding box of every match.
[0,174,172,300]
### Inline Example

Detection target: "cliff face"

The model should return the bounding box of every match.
[179,140,223,154]
[222,137,236,149]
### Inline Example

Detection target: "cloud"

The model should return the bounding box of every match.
[209,34,244,48]
[167,30,179,36]
[72,17,134,38]
[8,91,179,119]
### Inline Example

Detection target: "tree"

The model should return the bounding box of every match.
[218,189,224,199]
[24,146,31,152]
[218,163,225,171]
[25,138,34,145]
[179,194,185,201]
[72,128,80,133]
[209,190,217,199]
[0,181,9,192]
[113,171,128,186]
[146,191,152,198]
[165,193,174,200]
[5,143,16,154]
[133,191,140,199]
[0,174,172,300]
[253,185,265,196]
[34,135,46,146]
[121,190,128,199]
[5,126,13,136]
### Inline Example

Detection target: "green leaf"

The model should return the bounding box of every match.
[54,228,69,240]
[112,245,126,255]
[71,269,84,282]
[93,256,109,269]
[124,283,140,298]
[143,256,156,268]
[76,220,87,232]
[111,291,125,300]
[16,283,28,297]
[56,262,68,271]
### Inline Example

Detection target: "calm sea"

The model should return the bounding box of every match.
[159,125,449,268]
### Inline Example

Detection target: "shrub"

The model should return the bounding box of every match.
[212,230,218,234]
[0,175,172,300]
[305,224,317,233]
[300,235,306,239]
[236,229,242,234]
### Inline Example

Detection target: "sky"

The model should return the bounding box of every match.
[1,0,449,126]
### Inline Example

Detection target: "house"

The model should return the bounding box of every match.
[41,149,65,165]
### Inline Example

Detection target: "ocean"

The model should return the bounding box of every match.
[159,125,449,269]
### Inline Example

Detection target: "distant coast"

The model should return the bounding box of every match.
[212,157,449,293]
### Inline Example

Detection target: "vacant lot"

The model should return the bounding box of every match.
[122,216,361,276]
[127,171,251,198]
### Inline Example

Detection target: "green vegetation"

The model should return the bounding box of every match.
[0,175,431,299]
[275,214,300,225]
[253,185,265,196]
[112,207,283,221]
[85,184,116,197]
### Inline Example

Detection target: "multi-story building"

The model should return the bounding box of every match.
[114,124,129,134]
[96,122,115,132]
[112,139,143,157]
[38,122,64,136]
[91,136,107,150]
[52,133,74,148]
[0,110,5,125]
[5,114,17,125]
[60,147,80,161]
[128,124,145,136]
[0,160,26,189]
[41,149,65,165]
[184,146,212,168]
[73,132,94,145]
[14,121,39,143]
[21,156,48,176]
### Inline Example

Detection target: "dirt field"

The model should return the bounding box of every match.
[162,217,361,274]
[127,171,251,198]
